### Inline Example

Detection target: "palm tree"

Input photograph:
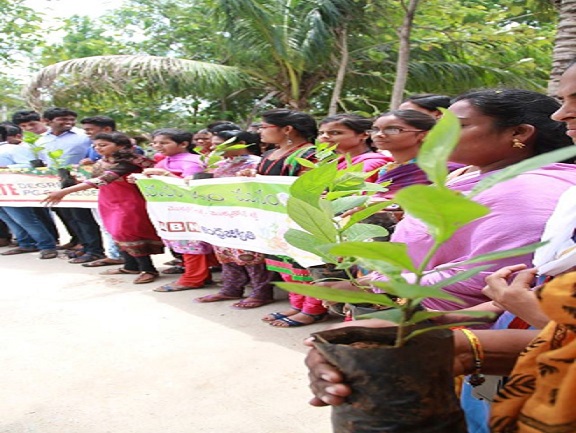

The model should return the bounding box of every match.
[548,0,576,95]
[23,55,252,111]
[24,0,367,112]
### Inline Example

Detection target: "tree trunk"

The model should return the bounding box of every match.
[548,0,576,96]
[390,0,421,110]
[328,26,349,116]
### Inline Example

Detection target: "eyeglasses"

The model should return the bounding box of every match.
[370,127,424,135]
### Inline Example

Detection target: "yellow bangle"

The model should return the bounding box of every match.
[460,329,485,387]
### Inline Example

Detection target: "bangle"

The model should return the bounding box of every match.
[460,329,485,387]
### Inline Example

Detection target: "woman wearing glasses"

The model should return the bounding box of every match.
[370,110,455,200]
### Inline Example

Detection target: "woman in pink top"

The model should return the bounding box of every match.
[318,113,391,182]
[139,129,216,292]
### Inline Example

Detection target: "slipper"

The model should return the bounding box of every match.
[68,253,106,264]
[261,312,289,322]
[269,312,329,328]
[161,266,185,274]
[153,283,204,292]
[194,293,243,303]
[1,247,39,255]
[133,272,159,284]
[100,268,140,275]
[231,298,275,309]
[261,308,301,322]
[82,258,125,268]
[163,259,183,266]
[39,249,59,260]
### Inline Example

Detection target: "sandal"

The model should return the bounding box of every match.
[1,247,39,255]
[161,266,185,274]
[100,268,140,275]
[261,308,301,322]
[163,259,183,266]
[231,298,275,309]
[269,312,329,328]
[68,253,106,264]
[153,283,204,292]
[194,293,243,303]
[82,258,125,267]
[133,272,160,284]
[39,249,59,260]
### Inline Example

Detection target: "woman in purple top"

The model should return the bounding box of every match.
[371,89,576,310]
[317,89,576,313]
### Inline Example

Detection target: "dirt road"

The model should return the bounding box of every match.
[0,246,333,433]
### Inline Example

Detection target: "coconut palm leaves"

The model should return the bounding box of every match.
[24,54,253,110]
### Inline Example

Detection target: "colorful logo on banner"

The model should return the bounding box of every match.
[136,175,323,267]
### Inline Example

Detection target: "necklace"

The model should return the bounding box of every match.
[259,142,311,176]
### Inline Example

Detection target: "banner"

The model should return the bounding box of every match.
[136,175,323,267]
[0,169,98,208]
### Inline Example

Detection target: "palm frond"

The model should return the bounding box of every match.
[23,54,252,109]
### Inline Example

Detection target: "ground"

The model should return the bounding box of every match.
[0,244,333,433]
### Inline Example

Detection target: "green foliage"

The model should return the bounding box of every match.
[278,110,576,347]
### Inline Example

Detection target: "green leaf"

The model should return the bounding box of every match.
[331,196,369,215]
[394,185,489,243]
[283,229,333,262]
[428,265,491,290]
[274,282,398,308]
[417,109,461,186]
[329,241,417,273]
[341,223,389,241]
[374,280,463,303]
[295,158,318,169]
[289,161,337,206]
[469,146,576,198]
[343,201,394,229]
[356,309,404,323]
[286,197,338,243]
[405,309,496,326]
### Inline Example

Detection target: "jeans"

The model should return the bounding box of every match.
[54,207,104,256]
[0,206,57,250]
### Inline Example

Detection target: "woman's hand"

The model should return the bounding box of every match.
[236,168,257,177]
[304,319,396,407]
[42,190,67,206]
[482,265,548,328]
[482,265,535,310]
[141,168,172,177]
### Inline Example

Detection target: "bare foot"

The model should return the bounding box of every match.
[261,308,301,322]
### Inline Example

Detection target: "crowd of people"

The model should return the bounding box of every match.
[1,62,576,431]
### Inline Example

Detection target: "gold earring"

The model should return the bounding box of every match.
[512,138,525,149]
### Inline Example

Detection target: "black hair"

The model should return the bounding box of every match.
[0,125,7,142]
[376,110,436,131]
[452,89,573,155]
[207,121,241,133]
[319,113,376,149]
[42,107,77,120]
[403,94,451,111]
[152,128,193,152]
[80,115,116,130]
[93,132,133,149]
[11,110,41,125]
[261,108,318,142]
[2,124,22,137]
[214,130,262,156]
